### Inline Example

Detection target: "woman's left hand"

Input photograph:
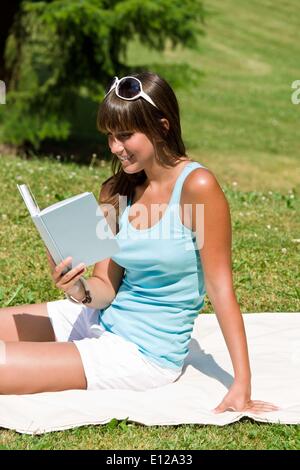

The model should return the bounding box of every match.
[212,381,280,414]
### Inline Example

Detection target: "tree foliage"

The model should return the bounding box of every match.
[0,0,205,150]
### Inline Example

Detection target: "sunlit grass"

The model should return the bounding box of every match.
[0,0,299,450]
[0,154,298,313]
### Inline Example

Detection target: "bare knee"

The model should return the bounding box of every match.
[0,303,56,342]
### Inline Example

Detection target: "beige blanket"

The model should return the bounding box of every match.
[0,313,299,434]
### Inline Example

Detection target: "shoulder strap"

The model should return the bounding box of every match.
[169,161,207,206]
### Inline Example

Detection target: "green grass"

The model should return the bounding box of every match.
[0,152,299,449]
[0,0,300,450]
[0,418,299,450]
[0,154,299,313]
[126,0,300,192]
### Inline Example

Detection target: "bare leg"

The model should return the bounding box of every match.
[0,303,56,342]
[0,341,87,394]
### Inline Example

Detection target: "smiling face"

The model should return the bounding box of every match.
[98,74,187,173]
[107,130,156,174]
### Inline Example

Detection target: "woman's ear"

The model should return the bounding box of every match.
[160,118,170,134]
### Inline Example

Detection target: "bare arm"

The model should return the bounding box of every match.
[49,258,124,310]
[186,168,251,383]
[185,169,279,413]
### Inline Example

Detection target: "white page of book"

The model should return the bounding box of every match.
[40,192,91,215]
[17,184,40,216]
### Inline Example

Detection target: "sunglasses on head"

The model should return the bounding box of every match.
[104,76,158,109]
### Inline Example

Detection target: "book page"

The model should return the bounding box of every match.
[40,192,90,215]
[17,184,40,216]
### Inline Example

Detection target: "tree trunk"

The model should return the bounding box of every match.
[0,0,21,82]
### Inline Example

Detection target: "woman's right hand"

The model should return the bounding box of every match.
[46,249,86,296]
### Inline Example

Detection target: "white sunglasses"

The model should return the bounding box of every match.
[104,76,158,109]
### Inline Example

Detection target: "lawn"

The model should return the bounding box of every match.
[0,0,299,450]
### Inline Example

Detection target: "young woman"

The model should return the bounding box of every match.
[0,72,278,414]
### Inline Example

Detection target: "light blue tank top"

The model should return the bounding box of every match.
[98,161,207,371]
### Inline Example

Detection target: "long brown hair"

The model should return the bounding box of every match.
[97,72,189,223]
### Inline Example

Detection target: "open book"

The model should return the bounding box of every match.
[17,184,120,271]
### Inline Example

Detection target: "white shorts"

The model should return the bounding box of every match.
[47,299,182,391]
